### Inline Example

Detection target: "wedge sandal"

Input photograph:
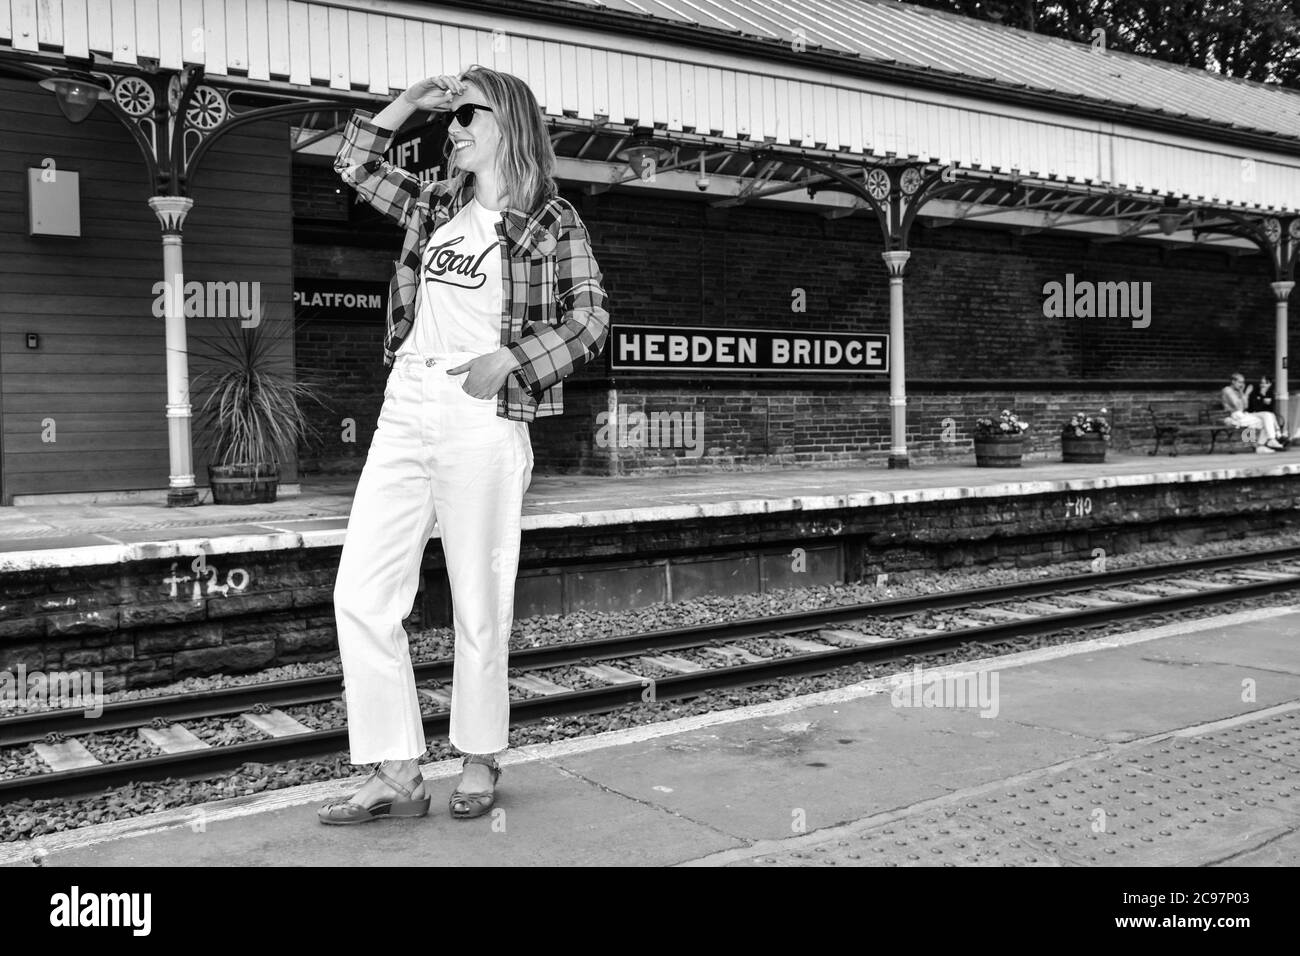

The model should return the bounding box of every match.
[318,765,430,825]
[449,752,501,820]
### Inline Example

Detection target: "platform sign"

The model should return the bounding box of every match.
[609,324,889,374]
[293,278,387,321]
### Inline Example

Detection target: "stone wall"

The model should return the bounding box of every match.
[0,549,349,693]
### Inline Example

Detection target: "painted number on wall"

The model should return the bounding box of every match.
[1064,496,1093,518]
[163,558,251,601]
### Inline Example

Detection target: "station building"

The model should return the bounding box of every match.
[1,0,1297,505]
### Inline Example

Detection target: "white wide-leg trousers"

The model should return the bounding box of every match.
[333,350,532,763]
[1233,410,1279,444]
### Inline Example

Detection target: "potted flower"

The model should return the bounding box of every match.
[1060,408,1111,463]
[191,308,329,504]
[974,409,1030,467]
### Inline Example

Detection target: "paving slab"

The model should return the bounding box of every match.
[550,699,1097,843]
[254,518,351,532]
[970,647,1300,742]
[105,525,282,543]
[0,534,115,554]
[1132,618,1300,675]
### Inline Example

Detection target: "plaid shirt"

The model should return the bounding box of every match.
[334,109,609,422]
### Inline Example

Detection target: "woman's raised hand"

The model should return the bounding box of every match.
[401,74,466,112]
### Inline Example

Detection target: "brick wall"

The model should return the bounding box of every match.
[292,231,389,474]
[583,386,1249,473]
[587,193,1279,378]
[0,549,353,693]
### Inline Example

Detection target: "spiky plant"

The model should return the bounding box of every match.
[191,308,328,475]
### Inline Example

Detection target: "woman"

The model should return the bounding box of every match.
[1222,371,1283,452]
[1246,373,1274,414]
[1247,372,1290,447]
[319,67,609,824]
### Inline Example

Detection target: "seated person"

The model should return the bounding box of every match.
[1247,373,1288,442]
[1222,371,1283,452]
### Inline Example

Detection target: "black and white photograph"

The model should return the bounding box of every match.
[0,0,1295,921]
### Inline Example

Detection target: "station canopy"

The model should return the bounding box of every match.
[3,0,1299,251]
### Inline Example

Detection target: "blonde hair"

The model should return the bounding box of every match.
[444,64,558,214]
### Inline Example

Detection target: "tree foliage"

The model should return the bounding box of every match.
[904,0,1300,87]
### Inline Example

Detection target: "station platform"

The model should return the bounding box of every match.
[5,605,1297,867]
[3,451,1299,572]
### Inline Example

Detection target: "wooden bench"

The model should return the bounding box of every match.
[1147,402,1251,456]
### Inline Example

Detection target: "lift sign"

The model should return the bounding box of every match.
[610,324,888,374]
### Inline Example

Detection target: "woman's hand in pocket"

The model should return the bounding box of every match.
[446,349,517,400]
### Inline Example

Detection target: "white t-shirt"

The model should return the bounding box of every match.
[398,194,505,358]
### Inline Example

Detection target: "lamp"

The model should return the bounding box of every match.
[1156,203,1183,236]
[616,132,673,181]
[38,70,112,123]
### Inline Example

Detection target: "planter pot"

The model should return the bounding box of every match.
[1061,434,1107,463]
[208,463,279,504]
[974,433,1025,467]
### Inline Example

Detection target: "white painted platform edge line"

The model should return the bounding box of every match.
[1,604,1295,864]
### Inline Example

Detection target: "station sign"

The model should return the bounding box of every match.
[609,324,889,374]
[293,278,387,321]
[385,119,449,180]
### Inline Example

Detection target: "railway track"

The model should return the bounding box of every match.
[4,546,1300,801]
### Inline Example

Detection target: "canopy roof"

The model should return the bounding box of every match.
[568,0,1300,142]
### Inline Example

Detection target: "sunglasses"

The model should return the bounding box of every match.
[439,103,494,128]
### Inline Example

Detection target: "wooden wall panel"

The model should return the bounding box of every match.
[0,77,295,501]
